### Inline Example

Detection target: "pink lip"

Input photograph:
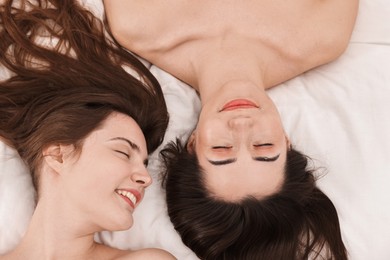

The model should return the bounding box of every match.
[117,189,142,209]
[221,99,259,111]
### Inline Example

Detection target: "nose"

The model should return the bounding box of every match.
[131,165,152,188]
[228,117,254,130]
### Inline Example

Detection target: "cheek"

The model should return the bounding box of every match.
[66,153,122,191]
[270,118,285,136]
[197,118,225,141]
[197,125,222,146]
[261,112,284,132]
[88,160,129,185]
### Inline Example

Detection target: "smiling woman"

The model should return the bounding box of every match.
[104,0,358,258]
[159,80,343,259]
[56,112,151,231]
[0,0,174,259]
[185,81,288,200]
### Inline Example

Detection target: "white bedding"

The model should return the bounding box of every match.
[1,0,390,259]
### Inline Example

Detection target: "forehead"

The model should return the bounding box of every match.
[85,112,147,153]
[100,112,139,133]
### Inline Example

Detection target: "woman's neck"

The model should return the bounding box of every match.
[190,41,268,104]
[5,193,99,260]
[195,61,267,106]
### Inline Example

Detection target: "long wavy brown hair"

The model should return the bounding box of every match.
[0,0,169,190]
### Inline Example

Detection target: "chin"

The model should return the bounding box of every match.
[105,215,134,232]
[118,219,134,231]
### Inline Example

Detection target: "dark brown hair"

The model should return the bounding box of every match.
[161,140,347,260]
[0,0,169,190]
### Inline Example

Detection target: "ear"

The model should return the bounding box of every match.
[186,131,196,154]
[42,144,73,173]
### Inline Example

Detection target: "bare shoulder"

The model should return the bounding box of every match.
[316,0,359,47]
[300,0,359,62]
[117,248,177,260]
[103,0,165,50]
[271,0,359,84]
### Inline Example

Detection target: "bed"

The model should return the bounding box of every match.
[1,0,389,259]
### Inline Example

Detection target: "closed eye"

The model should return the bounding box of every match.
[115,150,130,159]
[253,143,273,147]
[212,146,232,150]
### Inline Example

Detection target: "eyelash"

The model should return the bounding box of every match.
[212,144,273,149]
[115,150,130,158]
[212,146,232,149]
[253,143,272,147]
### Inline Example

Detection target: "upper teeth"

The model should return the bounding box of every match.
[116,190,137,205]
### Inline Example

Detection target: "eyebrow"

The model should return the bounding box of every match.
[208,154,280,166]
[208,158,237,166]
[110,137,140,152]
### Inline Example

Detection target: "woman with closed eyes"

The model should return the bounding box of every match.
[0,0,174,259]
[104,0,359,259]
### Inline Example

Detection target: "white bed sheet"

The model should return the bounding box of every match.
[1,0,389,259]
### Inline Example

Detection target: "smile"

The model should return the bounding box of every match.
[115,189,140,208]
[221,99,259,111]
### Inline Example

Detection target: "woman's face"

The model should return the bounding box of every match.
[61,112,150,231]
[190,84,289,201]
